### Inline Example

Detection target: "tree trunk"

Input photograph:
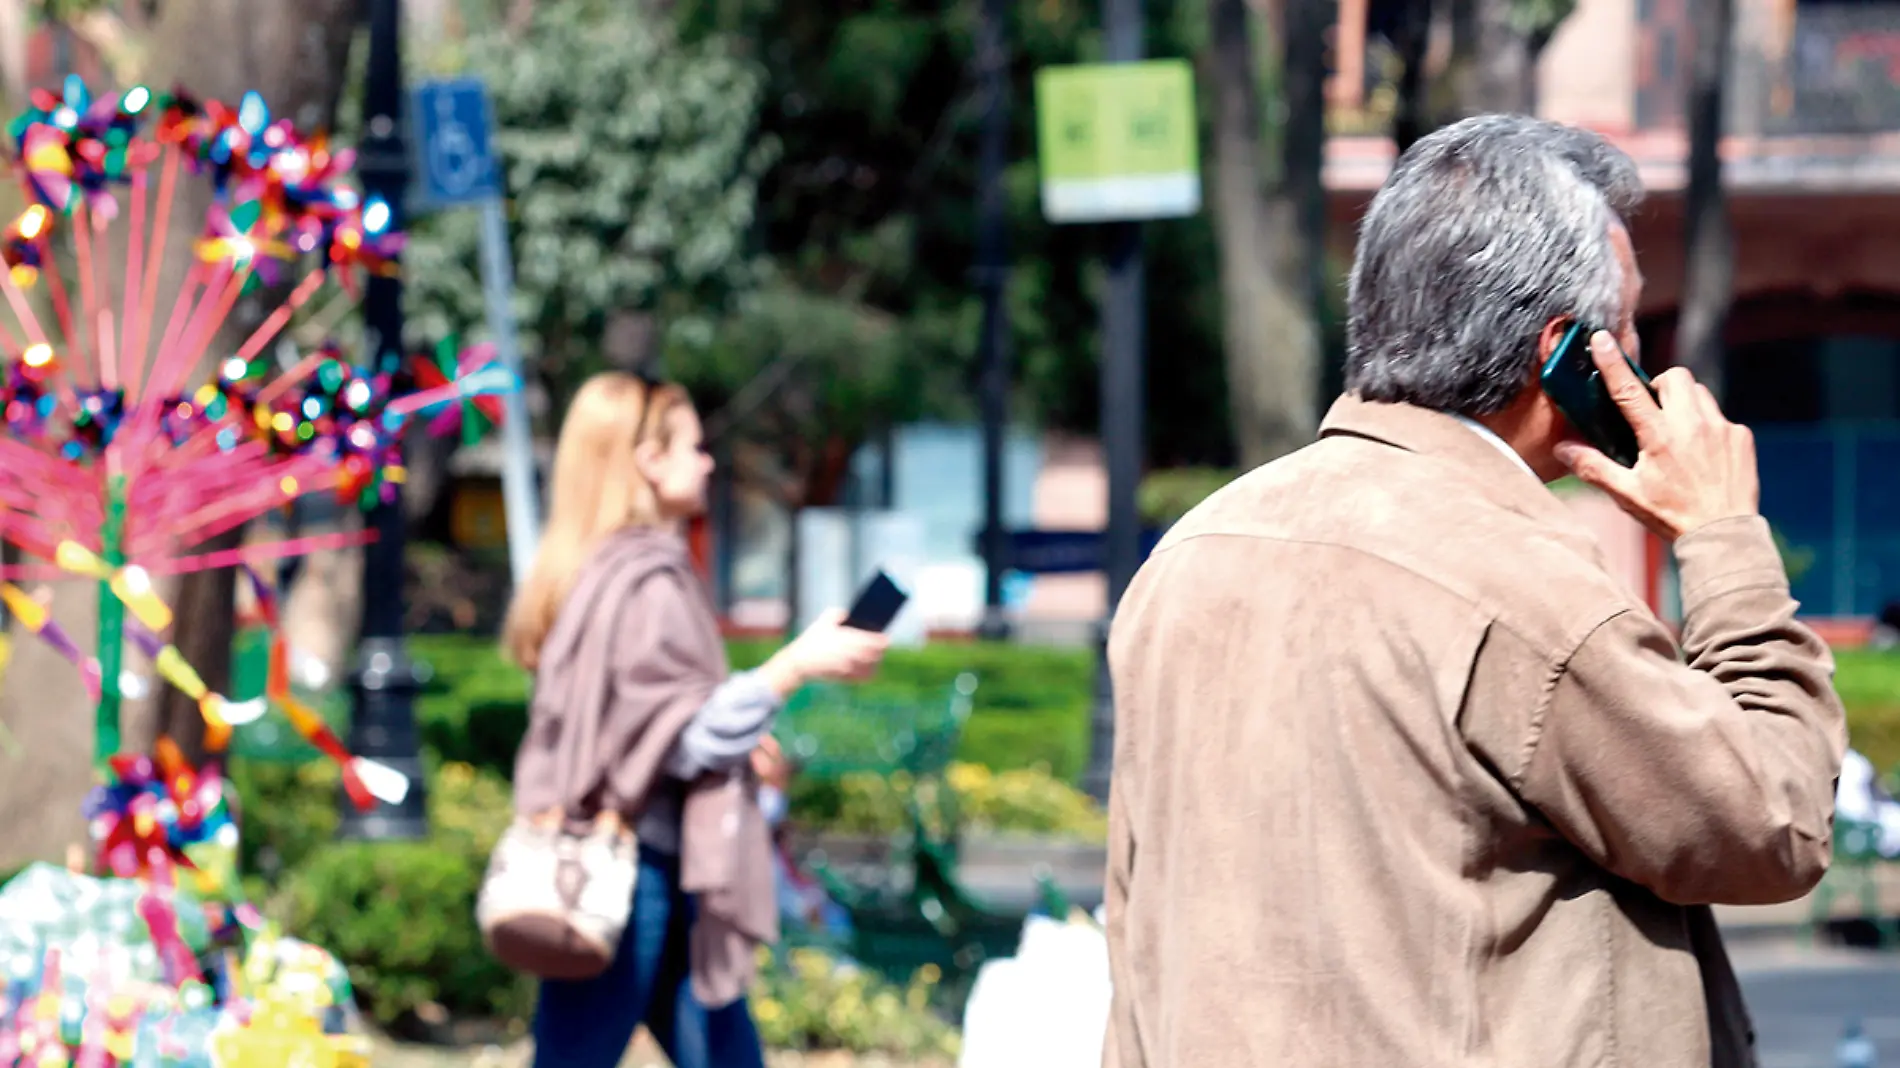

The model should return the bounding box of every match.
[277,506,365,702]
[1432,0,1563,119]
[142,0,362,762]
[507,0,537,36]
[782,497,802,640]
[1675,0,1735,394]
[1390,0,1435,154]
[0,587,99,864]
[1208,0,1326,470]
[1472,4,1546,114]
[0,0,364,869]
[65,9,147,85]
[0,31,82,860]
[1392,0,1586,169]
[0,0,28,108]
[1283,0,1328,333]
[804,436,855,508]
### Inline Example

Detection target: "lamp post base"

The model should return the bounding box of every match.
[1082,616,1116,803]
[338,636,429,842]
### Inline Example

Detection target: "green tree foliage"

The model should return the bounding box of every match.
[413,0,1267,479]
[678,0,1237,468]
[402,0,777,404]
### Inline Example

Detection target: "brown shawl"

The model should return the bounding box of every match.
[510,526,778,1007]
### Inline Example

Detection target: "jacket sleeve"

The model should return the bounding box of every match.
[1516,515,1848,906]
[1102,776,1146,1068]
[663,671,782,779]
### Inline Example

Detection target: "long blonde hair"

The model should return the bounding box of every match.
[502,371,691,670]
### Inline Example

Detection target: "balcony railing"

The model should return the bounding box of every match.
[1760,5,1900,135]
[1650,2,1900,136]
[1323,1,1900,140]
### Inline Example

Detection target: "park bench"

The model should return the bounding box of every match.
[770,674,1058,1010]
[1810,816,1900,946]
[1811,748,1900,954]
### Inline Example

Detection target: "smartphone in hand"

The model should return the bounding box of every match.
[842,570,910,632]
[1538,322,1656,469]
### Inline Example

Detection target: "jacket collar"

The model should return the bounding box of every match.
[1318,392,1575,529]
[1451,413,1539,480]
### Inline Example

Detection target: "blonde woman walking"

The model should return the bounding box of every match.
[505,371,888,1067]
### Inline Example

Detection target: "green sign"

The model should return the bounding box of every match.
[1034,59,1201,224]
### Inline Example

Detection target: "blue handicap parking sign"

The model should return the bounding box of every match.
[410,78,501,209]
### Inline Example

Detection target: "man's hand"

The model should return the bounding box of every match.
[1553,330,1760,542]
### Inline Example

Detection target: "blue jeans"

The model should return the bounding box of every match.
[531,847,767,1068]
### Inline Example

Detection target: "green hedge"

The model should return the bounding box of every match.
[1840,649,1900,771]
[407,634,1096,783]
[221,636,1096,1037]
[205,643,1900,1043]
[402,635,1900,782]
[367,636,1900,790]
[226,760,341,888]
[252,760,535,1030]
[233,757,977,1048]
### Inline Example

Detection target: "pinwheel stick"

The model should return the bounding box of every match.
[72,201,101,387]
[128,144,182,398]
[120,157,147,392]
[96,477,126,764]
[149,260,242,405]
[24,189,81,361]
[233,266,326,367]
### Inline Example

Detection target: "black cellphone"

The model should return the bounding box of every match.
[842,570,910,632]
[1537,322,1656,469]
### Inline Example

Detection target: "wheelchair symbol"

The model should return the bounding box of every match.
[426,90,488,198]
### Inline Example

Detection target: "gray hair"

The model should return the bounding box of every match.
[1344,115,1645,415]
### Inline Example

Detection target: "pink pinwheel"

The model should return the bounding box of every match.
[0,77,518,811]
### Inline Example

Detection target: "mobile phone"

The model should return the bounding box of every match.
[842,570,910,632]
[1538,322,1656,469]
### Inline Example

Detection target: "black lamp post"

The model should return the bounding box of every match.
[1082,0,1148,804]
[340,0,427,841]
[974,0,1013,642]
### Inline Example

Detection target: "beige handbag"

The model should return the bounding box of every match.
[476,625,638,981]
[477,810,636,980]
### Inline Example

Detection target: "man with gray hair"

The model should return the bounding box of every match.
[1103,114,1845,1067]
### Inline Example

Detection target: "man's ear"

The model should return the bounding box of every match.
[1535,318,1572,367]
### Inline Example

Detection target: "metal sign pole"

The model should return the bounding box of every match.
[410,76,542,590]
[476,197,540,588]
[1032,52,1198,799]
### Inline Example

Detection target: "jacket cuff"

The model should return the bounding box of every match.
[1674,515,1790,607]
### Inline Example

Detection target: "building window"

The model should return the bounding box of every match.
[1727,333,1900,616]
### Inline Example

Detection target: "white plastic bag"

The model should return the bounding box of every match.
[958,914,1113,1068]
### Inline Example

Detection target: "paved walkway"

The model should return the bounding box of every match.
[369,1035,950,1068]
[1734,944,1900,1067]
